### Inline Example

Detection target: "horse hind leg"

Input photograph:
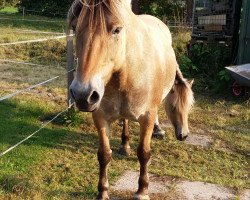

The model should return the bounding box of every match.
[118,119,131,156]
[165,70,194,141]
[118,116,165,157]
[152,115,165,139]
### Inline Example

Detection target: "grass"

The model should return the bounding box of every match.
[0,7,18,14]
[0,8,249,199]
[0,7,66,32]
[0,27,64,43]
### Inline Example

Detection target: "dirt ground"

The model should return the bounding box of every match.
[111,170,250,200]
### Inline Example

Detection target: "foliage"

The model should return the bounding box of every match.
[0,0,19,8]
[179,55,198,77]
[17,0,186,19]
[189,44,231,78]
[187,43,232,92]
[140,0,186,22]
[18,0,74,17]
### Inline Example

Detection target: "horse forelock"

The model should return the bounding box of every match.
[75,0,123,38]
[69,0,127,83]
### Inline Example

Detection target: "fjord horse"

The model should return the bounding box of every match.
[68,0,194,199]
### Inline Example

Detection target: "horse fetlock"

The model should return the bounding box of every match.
[152,124,165,139]
[96,190,109,200]
[134,193,150,200]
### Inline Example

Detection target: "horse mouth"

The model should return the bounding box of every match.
[75,101,99,112]
[176,133,188,141]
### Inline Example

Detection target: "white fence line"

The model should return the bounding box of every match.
[0,69,74,102]
[0,35,68,46]
[0,24,76,158]
[0,17,64,23]
[9,29,64,35]
[0,59,63,68]
[0,103,73,157]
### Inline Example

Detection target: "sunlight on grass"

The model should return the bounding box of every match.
[0,7,18,14]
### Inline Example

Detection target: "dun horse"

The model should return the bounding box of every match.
[68,0,194,199]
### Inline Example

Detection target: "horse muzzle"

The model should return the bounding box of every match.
[175,126,189,141]
[69,77,104,112]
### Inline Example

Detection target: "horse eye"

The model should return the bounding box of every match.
[112,27,123,35]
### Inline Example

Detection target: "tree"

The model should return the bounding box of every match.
[0,0,5,9]
[186,0,194,23]
[132,0,140,14]
[140,0,186,22]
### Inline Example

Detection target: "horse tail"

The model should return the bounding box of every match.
[168,68,194,112]
[164,67,194,140]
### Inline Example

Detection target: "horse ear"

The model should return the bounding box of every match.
[67,0,83,31]
[124,0,132,7]
[188,79,194,87]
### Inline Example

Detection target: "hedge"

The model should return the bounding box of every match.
[18,0,185,20]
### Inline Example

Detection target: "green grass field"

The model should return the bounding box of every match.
[0,8,249,200]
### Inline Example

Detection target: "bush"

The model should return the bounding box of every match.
[140,0,186,22]
[18,0,186,19]
[19,0,74,17]
[0,1,5,9]
[0,0,19,8]
[187,43,232,92]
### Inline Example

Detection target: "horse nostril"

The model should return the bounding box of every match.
[89,91,100,104]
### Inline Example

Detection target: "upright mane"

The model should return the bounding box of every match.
[67,0,83,31]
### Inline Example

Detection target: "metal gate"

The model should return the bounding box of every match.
[238,0,250,64]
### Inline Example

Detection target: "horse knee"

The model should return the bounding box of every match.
[137,147,151,165]
[98,149,112,167]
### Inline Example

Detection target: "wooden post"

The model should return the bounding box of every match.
[67,29,75,108]
[22,7,25,19]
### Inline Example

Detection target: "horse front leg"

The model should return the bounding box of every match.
[135,110,156,200]
[93,111,112,200]
[119,119,131,156]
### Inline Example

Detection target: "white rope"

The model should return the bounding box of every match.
[0,103,74,157]
[0,35,69,46]
[0,59,63,68]
[0,69,75,102]
[0,17,64,23]
[9,29,64,35]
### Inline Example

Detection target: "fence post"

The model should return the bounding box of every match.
[67,29,75,108]
[22,7,25,19]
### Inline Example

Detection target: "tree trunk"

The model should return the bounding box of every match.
[186,0,194,23]
[132,0,140,14]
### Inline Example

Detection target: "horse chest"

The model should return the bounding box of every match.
[100,87,149,122]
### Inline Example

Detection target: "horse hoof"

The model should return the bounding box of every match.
[134,193,150,200]
[96,191,109,200]
[118,146,131,156]
[152,129,165,140]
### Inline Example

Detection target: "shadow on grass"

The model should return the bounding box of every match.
[0,99,114,198]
